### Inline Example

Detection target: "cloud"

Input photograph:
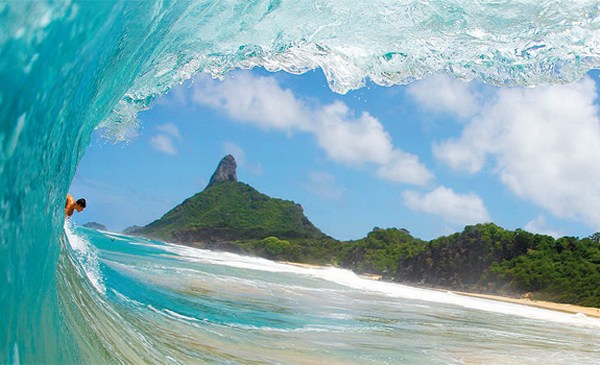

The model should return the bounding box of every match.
[433,76,600,229]
[156,123,181,138]
[150,134,177,155]
[406,74,479,119]
[150,123,181,155]
[192,73,311,132]
[525,215,564,238]
[304,171,344,201]
[314,102,393,165]
[376,150,435,186]
[223,141,263,176]
[403,186,490,226]
[190,72,433,186]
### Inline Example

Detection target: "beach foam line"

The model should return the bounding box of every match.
[158,243,600,328]
[451,291,600,319]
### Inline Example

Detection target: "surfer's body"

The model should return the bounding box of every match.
[65,194,86,217]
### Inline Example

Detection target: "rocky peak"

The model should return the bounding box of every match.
[208,155,237,187]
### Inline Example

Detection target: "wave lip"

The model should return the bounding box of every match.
[95,0,600,137]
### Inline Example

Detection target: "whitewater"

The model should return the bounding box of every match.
[67,226,600,364]
[2,1,600,363]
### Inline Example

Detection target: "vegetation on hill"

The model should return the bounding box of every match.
[127,156,600,308]
[335,224,600,308]
[337,227,427,275]
[488,233,600,307]
[233,224,600,307]
[236,236,342,265]
[135,181,328,243]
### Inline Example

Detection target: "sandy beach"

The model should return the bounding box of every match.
[452,291,600,319]
[279,261,600,319]
[278,261,328,269]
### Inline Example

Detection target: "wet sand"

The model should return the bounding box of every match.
[278,261,328,269]
[451,291,600,319]
[278,261,600,319]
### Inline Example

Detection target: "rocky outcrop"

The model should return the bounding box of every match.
[123,225,143,235]
[132,152,329,244]
[83,222,108,231]
[208,154,237,187]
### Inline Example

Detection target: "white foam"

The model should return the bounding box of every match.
[162,243,600,328]
[315,269,600,328]
[64,221,106,295]
[164,309,199,322]
[111,289,144,307]
[162,243,327,275]
[11,342,19,365]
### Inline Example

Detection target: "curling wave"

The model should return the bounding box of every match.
[2,1,600,363]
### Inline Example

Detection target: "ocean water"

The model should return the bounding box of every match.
[2,1,600,363]
[65,225,600,364]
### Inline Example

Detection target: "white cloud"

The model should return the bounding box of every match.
[314,102,394,165]
[192,73,311,132]
[403,186,490,226]
[433,127,488,173]
[406,74,478,119]
[434,77,600,229]
[150,123,181,155]
[156,123,181,138]
[305,171,344,201]
[525,215,564,238]
[377,150,435,186]
[223,142,263,176]
[150,134,177,155]
[190,71,433,186]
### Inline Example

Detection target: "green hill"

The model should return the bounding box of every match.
[132,155,327,245]
[136,181,327,243]
[337,224,600,307]
[127,155,600,307]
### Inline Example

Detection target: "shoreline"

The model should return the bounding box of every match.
[278,261,600,319]
[451,291,600,319]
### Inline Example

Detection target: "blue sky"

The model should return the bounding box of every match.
[70,68,600,241]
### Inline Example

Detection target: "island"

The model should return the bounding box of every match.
[83,222,108,231]
[126,155,600,309]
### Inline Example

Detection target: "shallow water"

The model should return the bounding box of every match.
[62,226,600,364]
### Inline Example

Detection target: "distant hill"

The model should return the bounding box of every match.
[126,155,600,308]
[123,225,143,235]
[132,155,328,244]
[83,222,107,231]
[339,224,600,308]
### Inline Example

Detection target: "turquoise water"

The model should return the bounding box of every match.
[2,1,600,363]
[67,225,600,364]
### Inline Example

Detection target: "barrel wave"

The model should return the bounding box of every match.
[2,1,600,363]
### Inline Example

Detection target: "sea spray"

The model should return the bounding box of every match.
[64,221,106,295]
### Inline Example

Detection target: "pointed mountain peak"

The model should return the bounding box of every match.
[208,154,237,187]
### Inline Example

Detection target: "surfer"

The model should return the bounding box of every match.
[65,193,86,217]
